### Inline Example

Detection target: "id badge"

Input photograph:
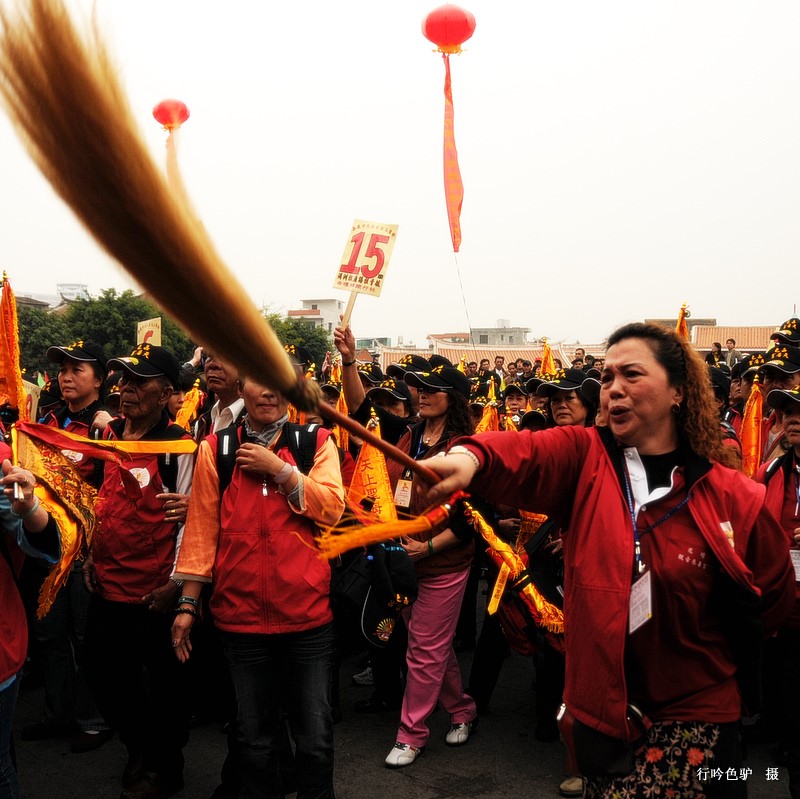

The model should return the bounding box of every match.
[394,479,412,509]
[791,550,800,582]
[628,570,652,634]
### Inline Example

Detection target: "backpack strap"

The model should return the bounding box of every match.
[215,424,241,497]
[156,423,191,493]
[280,423,321,476]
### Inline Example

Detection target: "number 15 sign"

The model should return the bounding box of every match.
[333,219,398,299]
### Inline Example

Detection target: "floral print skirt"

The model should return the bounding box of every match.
[584,721,744,799]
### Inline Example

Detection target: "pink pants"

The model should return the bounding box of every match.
[396,567,477,748]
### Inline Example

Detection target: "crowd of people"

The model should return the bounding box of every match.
[1,315,800,799]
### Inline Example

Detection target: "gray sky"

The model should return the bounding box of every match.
[1,0,798,348]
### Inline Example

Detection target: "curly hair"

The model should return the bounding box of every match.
[445,391,475,437]
[606,323,740,469]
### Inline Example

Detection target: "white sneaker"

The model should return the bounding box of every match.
[445,719,476,746]
[559,776,585,797]
[384,741,422,768]
[351,666,374,687]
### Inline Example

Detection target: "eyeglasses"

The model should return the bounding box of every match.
[418,387,448,395]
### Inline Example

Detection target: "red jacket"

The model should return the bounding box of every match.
[756,451,800,628]
[460,425,794,742]
[42,400,111,487]
[178,425,344,634]
[93,414,191,602]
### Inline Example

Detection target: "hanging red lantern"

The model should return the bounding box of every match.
[422,4,476,54]
[152,99,190,131]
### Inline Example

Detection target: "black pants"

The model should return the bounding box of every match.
[84,595,190,778]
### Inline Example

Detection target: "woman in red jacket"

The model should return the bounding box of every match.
[170,377,345,799]
[421,323,794,798]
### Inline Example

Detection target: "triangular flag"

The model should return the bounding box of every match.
[346,416,397,525]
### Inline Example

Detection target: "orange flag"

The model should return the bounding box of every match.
[346,417,397,525]
[740,379,763,477]
[676,303,689,339]
[442,54,463,252]
[0,274,28,419]
[540,339,556,378]
[474,403,499,433]
[175,379,204,431]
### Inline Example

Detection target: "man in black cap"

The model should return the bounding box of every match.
[82,344,194,799]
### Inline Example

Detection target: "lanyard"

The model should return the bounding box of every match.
[794,469,800,518]
[622,466,691,576]
[414,436,430,460]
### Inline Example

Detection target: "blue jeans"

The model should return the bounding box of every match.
[221,623,335,799]
[0,677,20,799]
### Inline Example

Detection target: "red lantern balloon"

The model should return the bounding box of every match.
[422,4,476,54]
[152,99,190,131]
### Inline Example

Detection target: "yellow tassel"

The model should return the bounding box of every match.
[464,501,564,634]
[317,497,461,560]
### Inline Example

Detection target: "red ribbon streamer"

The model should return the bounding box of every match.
[442,54,463,253]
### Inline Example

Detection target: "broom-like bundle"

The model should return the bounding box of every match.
[0,0,445,487]
[0,0,306,406]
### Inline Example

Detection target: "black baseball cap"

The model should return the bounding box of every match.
[771,318,800,346]
[367,378,413,405]
[386,354,431,379]
[357,362,384,386]
[761,344,800,375]
[404,366,471,399]
[767,386,800,412]
[107,343,181,388]
[47,340,107,376]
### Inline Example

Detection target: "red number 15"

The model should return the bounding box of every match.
[340,233,390,279]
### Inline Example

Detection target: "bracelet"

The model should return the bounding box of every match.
[175,607,198,618]
[272,462,295,485]
[177,595,198,607]
[428,538,434,557]
[342,359,356,367]
[11,496,40,520]
[448,445,481,472]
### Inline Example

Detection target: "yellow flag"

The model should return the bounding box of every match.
[540,339,556,377]
[740,379,763,477]
[457,354,467,375]
[676,303,689,339]
[346,417,397,524]
[0,274,27,419]
[475,404,499,433]
[12,425,97,617]
[175,379,204,431]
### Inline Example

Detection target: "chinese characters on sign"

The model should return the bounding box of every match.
[333,219,398,299]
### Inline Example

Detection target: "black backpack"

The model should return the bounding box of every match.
[214,422,322,495]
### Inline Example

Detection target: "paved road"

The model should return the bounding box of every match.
[13,640,791,799]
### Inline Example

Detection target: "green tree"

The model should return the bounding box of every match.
[63,289,193,361]
[263,312,332,376]
[18,304,70,378]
